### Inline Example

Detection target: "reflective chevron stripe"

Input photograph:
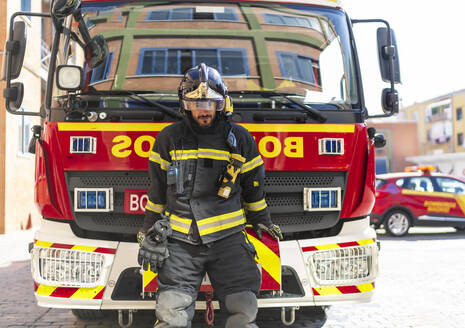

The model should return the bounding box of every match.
[34,281,105,299]
[34,240,116,254]
[313,283,375,295]
[302,238,376,252]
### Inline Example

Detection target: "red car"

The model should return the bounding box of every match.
[370,168,465,236]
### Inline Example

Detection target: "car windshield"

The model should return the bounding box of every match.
[54,1,358,110]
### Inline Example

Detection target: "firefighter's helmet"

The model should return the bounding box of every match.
[178,63,233,115]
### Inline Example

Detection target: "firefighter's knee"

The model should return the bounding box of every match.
[155,290,194,327]
[225,291,258,328]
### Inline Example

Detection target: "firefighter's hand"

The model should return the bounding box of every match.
[137,219,172,272]
[253,223,283,241]
[137,236,170,272]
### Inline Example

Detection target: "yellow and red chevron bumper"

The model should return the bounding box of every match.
[313,283,375,296]
[32,240,116,301]
[301,238,376,252]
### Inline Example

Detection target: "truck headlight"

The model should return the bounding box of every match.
[309,245,376,285]
[33,248,106,287]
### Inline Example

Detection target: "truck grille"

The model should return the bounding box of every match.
[66,171,345,235]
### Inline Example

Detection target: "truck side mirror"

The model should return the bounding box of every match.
[381,88,399,115]
[377,27,401,84]
[1,21,26,81]
[3,82,24,110]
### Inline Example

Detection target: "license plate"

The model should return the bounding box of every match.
[124,189,148,214]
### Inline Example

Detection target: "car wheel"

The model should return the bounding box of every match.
[384,210,411,237]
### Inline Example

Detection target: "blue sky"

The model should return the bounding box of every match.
[346,0,465,111]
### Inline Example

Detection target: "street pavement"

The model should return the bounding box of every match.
[1,227,465,327]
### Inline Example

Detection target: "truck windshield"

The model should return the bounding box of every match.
[56,1,358,110]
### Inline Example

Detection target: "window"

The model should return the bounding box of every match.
[395,178,405,187]
[137,48,249,76]
[18,108,31,154]
[458,133,464,147]
[405,177,434,192]
[90,52,114,83]
[263,13,321,32]
[277,51,319,85]
[146,7,238,21]
[435,177,465,194]
[457,107,463,121]
[375,158,388,174]
[21,0,31,12]
[375,179,387,188]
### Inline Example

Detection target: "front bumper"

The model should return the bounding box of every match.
[31,217,378,310]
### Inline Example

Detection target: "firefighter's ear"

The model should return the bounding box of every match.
[224,96,233,116]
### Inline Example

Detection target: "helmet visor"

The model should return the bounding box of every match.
[183,82,224,101]
[182,99,224,111]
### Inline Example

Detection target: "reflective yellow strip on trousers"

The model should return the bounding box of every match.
[197,209,246,236]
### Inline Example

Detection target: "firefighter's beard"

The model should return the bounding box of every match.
[191,109,217,128]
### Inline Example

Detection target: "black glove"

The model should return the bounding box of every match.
[253,222,283,241]
[137,219,172,272]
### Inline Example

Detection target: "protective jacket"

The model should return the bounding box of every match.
[142,117,271,244]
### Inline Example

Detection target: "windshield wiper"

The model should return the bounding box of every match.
[229,90,327,123]
[83,90,183,119]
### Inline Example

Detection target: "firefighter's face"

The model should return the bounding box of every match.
[191,108,216,127]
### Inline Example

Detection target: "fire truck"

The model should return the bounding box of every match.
[2,0,400,326]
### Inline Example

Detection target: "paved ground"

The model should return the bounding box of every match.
[1,227,465,327]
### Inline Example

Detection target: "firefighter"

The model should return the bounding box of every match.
[137,63,282,328]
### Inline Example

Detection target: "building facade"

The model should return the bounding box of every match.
[0,0,49,233]
[402,89,465,177]
[367,120,419,174]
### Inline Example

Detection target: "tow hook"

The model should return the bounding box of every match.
[118,309,134,328]
[281,306,298,326]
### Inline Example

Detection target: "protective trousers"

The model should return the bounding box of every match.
[154,232,261,328]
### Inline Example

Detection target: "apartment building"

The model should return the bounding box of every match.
[0,0,50,233]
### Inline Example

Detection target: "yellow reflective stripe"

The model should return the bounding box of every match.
[146,200,164,213]
[35,240,53,248]
[401,189,455,198]
[199,217,246,235]
[244,199,267,212]
[245,233,281,285]
[357,283,375,293]
[169,149,245,162]
[36,284,57,296]
[165,212,192,234]
[357,238,376,246]
[58,122,171,131]
[170,149,198,160]
[197,209,246,235]
[241,155,264,174]
[239,123,355,133]
[315,243,340,250]
[149,151,170,170]
[69,286,105,299]
[71,245,98,252]
[313,286,342,295]
[197,209,244,226]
